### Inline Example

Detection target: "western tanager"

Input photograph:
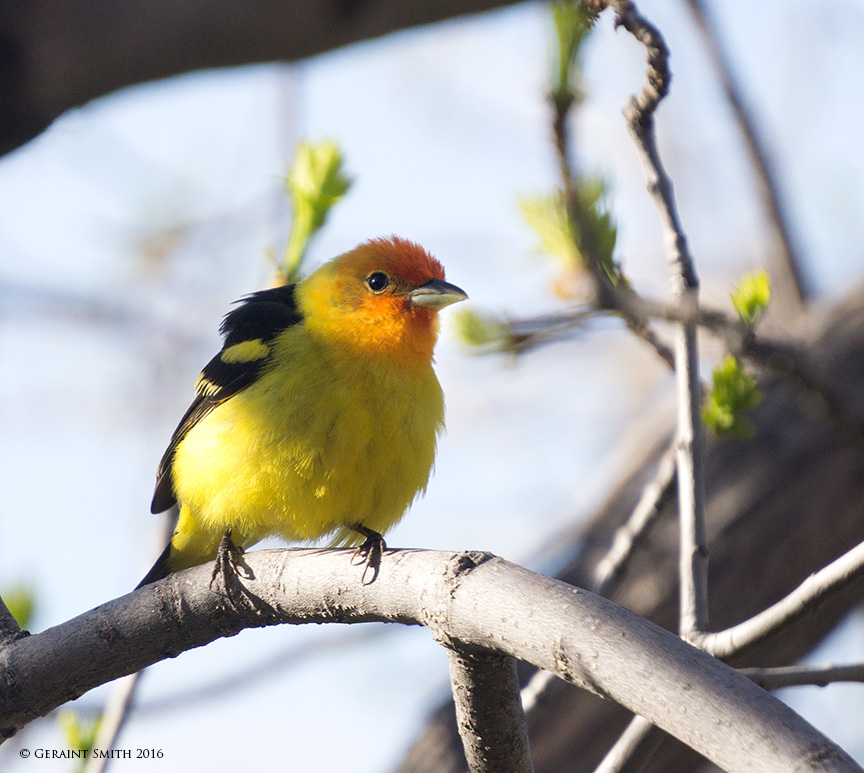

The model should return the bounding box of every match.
[138,236,466,588]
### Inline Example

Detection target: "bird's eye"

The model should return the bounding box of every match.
[365,272,390,293]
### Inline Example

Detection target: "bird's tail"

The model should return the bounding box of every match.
[136,543,173,589]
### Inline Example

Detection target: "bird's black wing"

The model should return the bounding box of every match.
[150,284,303,513]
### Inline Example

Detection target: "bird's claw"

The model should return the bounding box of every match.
[350,525,386,584]
[210,528,247,604]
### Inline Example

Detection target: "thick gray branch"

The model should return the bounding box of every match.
[0,549,857,771]
[447,646,533,772]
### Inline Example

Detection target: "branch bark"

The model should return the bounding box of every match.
[520,443,677,717]
[0,599,24,647]
[0,549,856,771]
[447,646,533,772]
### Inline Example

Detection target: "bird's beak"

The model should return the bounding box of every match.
[409,278,468,310]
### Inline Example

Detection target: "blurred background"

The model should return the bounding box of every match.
[2,0,864,769]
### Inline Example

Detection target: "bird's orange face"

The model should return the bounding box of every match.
[299,237,467,367]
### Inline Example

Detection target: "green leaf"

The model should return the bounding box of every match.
[2,584,35,629]
[453,309,508,350]
[550,1,597,104]
[281,140,352,283]
[730,269,771,327]
[520,192,579,270]
[520,178,619,293]
[59,710,102,772]
[702,355,763,438]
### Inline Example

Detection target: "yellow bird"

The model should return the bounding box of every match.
[138,236,466,588]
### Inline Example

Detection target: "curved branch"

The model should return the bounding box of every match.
[0,0,522,156]
[0,548,856,771]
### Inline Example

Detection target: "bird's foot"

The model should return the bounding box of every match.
[350,524,387,584]
[210,528,247,603]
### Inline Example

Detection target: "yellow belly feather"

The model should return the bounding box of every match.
[168,327,444,571]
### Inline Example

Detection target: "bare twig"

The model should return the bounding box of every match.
[741,662,864,690]
[519,669,554,715]
[594,715,663,773]
[697,539,864,660]
[83,675,141,773]
[607,0,709,640]
[593,442,678,597]
[621,315,676,370]
[548,13,674,371]
[506,307,598,353]
[447,646,533,772]
[501,291,864,445]
[588,6,709,769]
[684,0,808,318]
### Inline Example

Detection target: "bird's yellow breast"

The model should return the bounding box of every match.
[170,324,444,552]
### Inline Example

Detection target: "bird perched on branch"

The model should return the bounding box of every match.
[138,236,467,589]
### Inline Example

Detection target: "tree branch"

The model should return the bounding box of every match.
[607,0,709,640]
[683,0,808,318]
[593,715,663,773]
[82,674,141,773]
[447,646,533,772]
[521,442,677,723]
[0,598,25,646]
[592,441,677,597]
[0,0,524,156]
[0,548,855,771]
[741,661,864,690]
[499,291,864,445]
[698,538,864,660]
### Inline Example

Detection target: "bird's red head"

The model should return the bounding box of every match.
[357,236,446,286]
[298,236,466,367]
